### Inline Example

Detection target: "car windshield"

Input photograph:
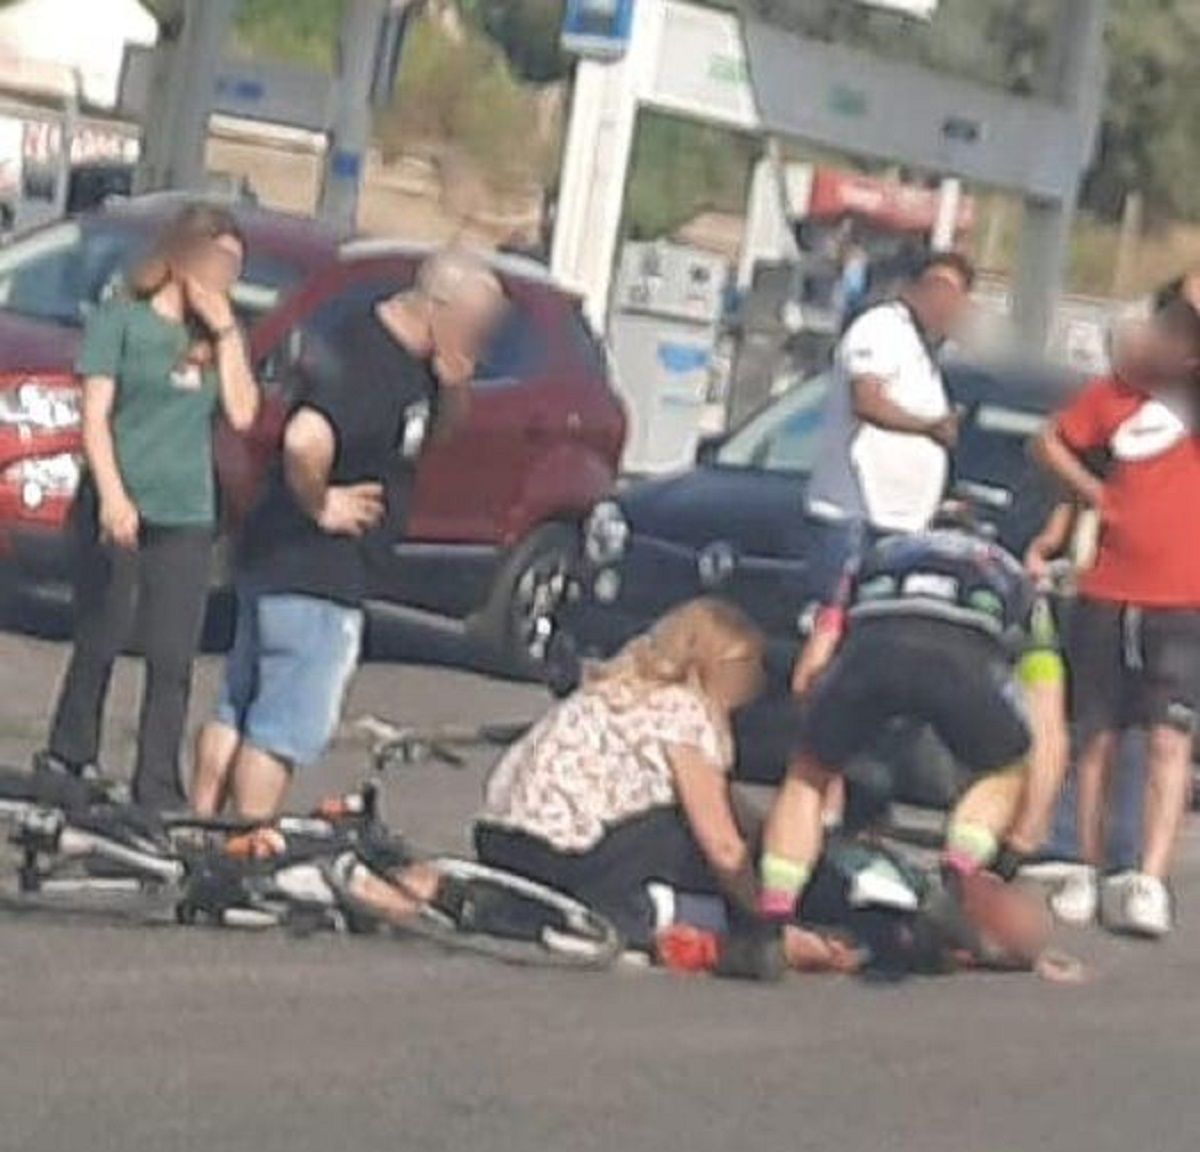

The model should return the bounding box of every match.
[715,376,830,473]
[0,219,302,328]
[712,372,1054,481]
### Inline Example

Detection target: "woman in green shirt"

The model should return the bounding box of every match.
[40,204,259,811]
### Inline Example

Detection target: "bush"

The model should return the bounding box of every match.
[377,15,553,193]
[625,114,759,241]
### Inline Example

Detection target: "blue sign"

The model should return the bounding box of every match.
[657,343,709,376]
[561,0,635,60]
[215,76,266,105]
[331,150,363,181]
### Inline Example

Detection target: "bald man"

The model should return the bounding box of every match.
[193,250,506,819]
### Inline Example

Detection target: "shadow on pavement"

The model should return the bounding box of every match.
[0,588,534,686]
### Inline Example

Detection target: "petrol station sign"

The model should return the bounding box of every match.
[562,0,636,60]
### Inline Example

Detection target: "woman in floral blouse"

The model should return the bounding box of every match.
[470,597,765,946]
[335,598,860,969]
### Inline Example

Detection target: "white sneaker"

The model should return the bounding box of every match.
[1049,867,1098,926]
[1101,871,1173,938]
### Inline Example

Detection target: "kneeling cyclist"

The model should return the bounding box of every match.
[757,525,1069,939]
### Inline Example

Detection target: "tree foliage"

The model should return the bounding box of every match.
[746,0,1200,226]
[2,0,1197,226]
[625,113,759,241]
[1082,0,1200,225]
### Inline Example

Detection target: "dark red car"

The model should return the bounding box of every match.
[0,195,626,672]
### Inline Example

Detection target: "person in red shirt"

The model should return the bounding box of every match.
[1035,287,1200,937]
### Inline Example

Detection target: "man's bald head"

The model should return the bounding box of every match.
[417,248,505,314]
[411,248,507,370]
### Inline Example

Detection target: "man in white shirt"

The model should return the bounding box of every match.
[804,252,974,596]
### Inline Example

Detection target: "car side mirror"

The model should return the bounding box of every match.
[695,434,725,466]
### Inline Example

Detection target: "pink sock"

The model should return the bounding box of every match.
[941,849,982,878]
[757,889,798,920]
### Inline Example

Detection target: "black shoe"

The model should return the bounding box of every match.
[31,751,112,809]
[33,749,107,782]
[714,919,786,983]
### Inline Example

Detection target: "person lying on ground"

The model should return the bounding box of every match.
[754,524,1070,967]
[326,598,862,975]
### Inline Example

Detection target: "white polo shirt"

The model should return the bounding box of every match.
[806,301,950,533]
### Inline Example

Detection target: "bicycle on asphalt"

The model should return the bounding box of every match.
[0,743,621,970]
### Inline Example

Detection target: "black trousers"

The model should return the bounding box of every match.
[48,485,213,811]
[475,809,718,949]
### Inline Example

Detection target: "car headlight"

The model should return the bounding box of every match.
[585,500,630,565]
[0,380,82,431]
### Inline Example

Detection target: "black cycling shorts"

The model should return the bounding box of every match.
[1068,599,1200,738]
[794,617,1031,777]
[474,809,717,951]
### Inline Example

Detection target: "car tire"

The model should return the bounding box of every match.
[480,523,580,680]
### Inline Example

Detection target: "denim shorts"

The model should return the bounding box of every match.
[214,591,363,768]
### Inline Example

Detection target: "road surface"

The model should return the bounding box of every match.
[0,626,1197,1152]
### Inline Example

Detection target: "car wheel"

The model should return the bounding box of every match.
[482,523,580,679]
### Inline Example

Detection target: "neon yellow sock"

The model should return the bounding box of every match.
[945,821,999,869]
[758,853,810,917]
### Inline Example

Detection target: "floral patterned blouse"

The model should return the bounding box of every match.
[480,679,732,853]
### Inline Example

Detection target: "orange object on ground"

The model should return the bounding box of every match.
[656,924,721,973]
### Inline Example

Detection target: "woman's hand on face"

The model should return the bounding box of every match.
[100,491,140,550]
[185,275,235,334]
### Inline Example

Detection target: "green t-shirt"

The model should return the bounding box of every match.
[77,299,219,527]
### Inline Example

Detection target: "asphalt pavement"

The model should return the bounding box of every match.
[1,620,1198,1152]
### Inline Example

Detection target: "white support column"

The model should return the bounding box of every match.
[931,177,961,252]
[737,155,804,290]
[550,0,665,331]
[318,0,392,234]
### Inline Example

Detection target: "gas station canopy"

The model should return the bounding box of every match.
[740,1,1104,201]
[551,0,1108,352]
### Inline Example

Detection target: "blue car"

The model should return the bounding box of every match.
[558,360,1082,797]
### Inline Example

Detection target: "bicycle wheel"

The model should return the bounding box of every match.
[402,857,622,970]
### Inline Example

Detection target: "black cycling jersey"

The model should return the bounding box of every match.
[831,530,1057,659]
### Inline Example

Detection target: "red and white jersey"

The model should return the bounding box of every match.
[1056,376,1200,607]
